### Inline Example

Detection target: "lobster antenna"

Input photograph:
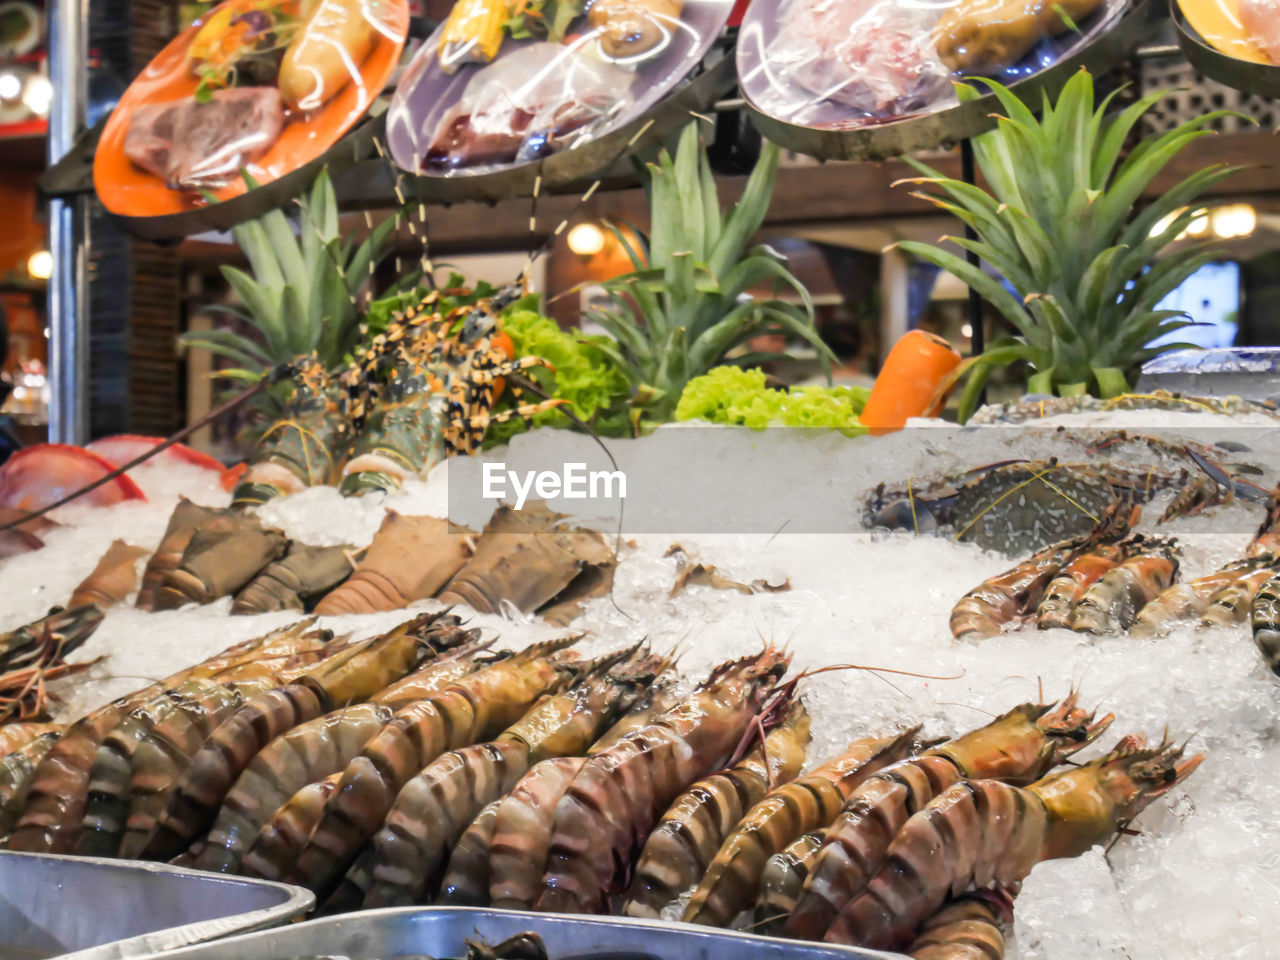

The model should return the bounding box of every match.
[0,368,285,532]
[372,137,436,288]
[514,114,664,289]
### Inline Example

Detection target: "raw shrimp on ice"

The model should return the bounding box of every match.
[533,650,793,915]
[6,623,323,854]
[1199,564,1280,628]
[0,731,60,836]
[1251,571,1280,676]
[783,695,1111,940]
[481,673,686,913]
[139,613,453,862]
[952,504,1130,639]
[437,797,503,906]
[621,700,812,919]
[198,633,494,875]
[1036,533,1135,630]
[0,723,62,760]
[194,702,394,874]
[907,893,1009,960]
[1069,539,1179,634]
[287,636,585,900]
[753,829,828,933]
[78,679,253,858]
[823,737,1202,950]
[681,729,919,930]
[343,645,662,911]
[82,621,339,859]
[241,773,341,881]
[1131,557,1263,638]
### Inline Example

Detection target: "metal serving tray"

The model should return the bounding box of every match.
[0,850,313,960]
[133,907,910,960]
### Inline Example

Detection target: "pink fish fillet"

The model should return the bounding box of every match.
[1239,0,1280,63]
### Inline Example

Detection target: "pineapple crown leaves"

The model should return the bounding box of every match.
[894,69,1250,420]
[180,168,399,383]
[585,121,832,422]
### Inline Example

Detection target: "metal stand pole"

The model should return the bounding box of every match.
[46,0,89,445]
[960,138,986,406]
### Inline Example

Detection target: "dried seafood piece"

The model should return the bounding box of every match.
[666,544,790,597]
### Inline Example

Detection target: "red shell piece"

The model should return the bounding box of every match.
[0,444,148,512]
[87,435,224,474]
[219,461,248,492]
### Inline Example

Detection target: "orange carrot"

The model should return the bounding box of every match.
[860,330,963,433]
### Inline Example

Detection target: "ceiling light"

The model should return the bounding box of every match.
[567,222,606,257]
[27,249,52,280]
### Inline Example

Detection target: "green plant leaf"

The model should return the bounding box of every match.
[709,139,779,281]
[896,241,1042,347]
[603,220,649,272]
[222,265,287,358]
[672,122,707,262]
[177,329,272,369]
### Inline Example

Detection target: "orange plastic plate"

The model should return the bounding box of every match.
[94,0,408,219]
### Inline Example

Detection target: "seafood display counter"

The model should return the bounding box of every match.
[0,850,312,960]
